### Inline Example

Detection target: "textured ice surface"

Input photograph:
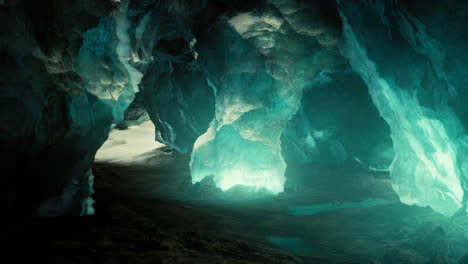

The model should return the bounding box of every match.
[139,10,215,153]
[338,0,467,216]
[281,69,394,169]
[76,0,143,123]
[189,72,292,193]
[190,26,296,193]
[190,6,344,194]
[39,0,148,215]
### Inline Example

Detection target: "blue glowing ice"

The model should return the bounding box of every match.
[338,0,467,216]
[189,23,305,194]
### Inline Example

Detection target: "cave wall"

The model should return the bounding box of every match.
[338,0,468,215]
[0,0,264,216]
[0,0,115,216]
[2,0,467,217]
[281,69,394,187]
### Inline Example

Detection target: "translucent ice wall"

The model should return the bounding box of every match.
[190,5,343,193]
[76,0,144,124]
[189,27,293,193]
[38,0,151,216]
[337,0,468,216]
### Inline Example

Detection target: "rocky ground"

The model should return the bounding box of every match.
[5,175,301,264]
[4,147,468,264]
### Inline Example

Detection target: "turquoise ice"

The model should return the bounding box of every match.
[338,0,467,216]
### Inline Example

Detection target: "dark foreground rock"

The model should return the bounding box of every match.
[4,168,301,264]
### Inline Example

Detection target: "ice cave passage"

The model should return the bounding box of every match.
[3,0,468,263]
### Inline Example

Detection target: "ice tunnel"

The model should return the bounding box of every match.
[4,0,468,262]
[2,0,468,219]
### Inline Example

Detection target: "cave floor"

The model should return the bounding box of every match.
[6,147,468,264]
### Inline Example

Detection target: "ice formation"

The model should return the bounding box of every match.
[3,0,468,217]
[189,5,343,193]
[76,0,143,123]
[189,25,294,193]
[338,0,468,216]
[39,0,152,215]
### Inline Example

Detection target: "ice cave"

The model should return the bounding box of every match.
[2,0,468,263]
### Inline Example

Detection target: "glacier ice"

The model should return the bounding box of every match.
[281,68,394,171]
[137,5,215,153]
[189,6,344,193]
[338,0,467,216]
[189,72,292,193]
[5,0,468,217]
[142,59,215,153]
[189,26,295,193]
[0,0,120,215]
[39,0,149,215]
[76,0,143,123]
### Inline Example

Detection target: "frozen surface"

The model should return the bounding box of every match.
[95,121,164,164]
